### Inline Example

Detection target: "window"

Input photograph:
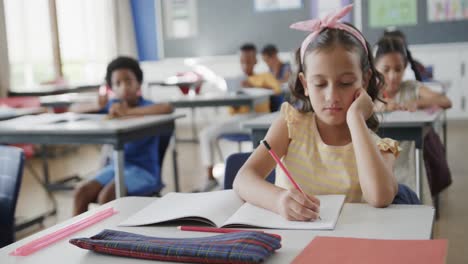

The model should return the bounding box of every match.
[55,0,116,84]
[4,0,55,89]
[4,0,118,90]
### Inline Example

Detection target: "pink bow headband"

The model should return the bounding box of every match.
[290,4,368,64]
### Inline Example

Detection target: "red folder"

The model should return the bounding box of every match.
[292,236,448,264]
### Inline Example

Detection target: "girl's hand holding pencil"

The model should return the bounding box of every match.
[277,188,321,221]
[261,140,321,222]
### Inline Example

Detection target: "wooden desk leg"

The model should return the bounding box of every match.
[415,148,422,200]
[113,148,126,198]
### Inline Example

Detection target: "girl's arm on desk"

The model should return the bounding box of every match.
[233,115,320,221]
[407,85,452,110]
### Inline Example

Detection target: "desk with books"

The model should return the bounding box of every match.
[0,195,435,264]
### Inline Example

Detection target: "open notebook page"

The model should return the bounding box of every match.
[222,195,345,230]
[119,190,244,227]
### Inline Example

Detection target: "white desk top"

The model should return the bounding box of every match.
[9,82,100,96]
[39,92,98,107]
[168,90,273,105]
[0,197,434,264]
[377,110,443,126]
[0,113,185,135]
[0,107,45,121]
[242,110,443,130]
[242,111,278,130]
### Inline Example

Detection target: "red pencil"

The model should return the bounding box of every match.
[177,226,282,240]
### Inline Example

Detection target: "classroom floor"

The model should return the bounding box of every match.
[12,120,468,263]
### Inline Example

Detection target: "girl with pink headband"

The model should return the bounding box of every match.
[234,4,407,221]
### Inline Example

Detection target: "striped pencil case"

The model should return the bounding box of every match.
[70,229,281,263]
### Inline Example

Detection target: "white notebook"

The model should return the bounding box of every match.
[120,190,345,230]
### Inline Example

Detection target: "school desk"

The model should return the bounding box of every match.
[0,107,45,121]
[0,113,185,197]
[0,196,434,263]
[8,82,100,97]
[166,91,272,142]
[241,110,444,200]
[39,92,99,108]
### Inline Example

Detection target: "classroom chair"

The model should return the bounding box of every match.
[156,132,177,195]
[223,152,275,190]
[0,145,25,248]
[216,95,285,160]
[0,97,58,229]
[0,96,79,191]
[269,93,285,113]
[393,184,421,205]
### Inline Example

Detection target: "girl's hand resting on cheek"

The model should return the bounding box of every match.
[347,88,374,123]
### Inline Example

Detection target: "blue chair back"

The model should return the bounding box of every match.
[270,94,285,112]
[224,152,275,190]
[0,145,25,247]
[219,133,251,142]
[392,184,421,205]
[159,133,172,168]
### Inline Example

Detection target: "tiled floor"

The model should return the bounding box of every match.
[11,120,468,263]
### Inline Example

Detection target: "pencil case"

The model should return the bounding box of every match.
[70,229,281,263]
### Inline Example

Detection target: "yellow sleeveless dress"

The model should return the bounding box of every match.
[275,103,400,202]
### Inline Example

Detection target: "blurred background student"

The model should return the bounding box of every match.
[381,29,432,82]
[261,44,291,83]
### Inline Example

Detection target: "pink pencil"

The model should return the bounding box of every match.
[262,139,321,220]
[10,208,117,256]
[177,226,282,240]
[261,140,305,194]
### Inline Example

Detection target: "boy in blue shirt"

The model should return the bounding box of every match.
[73,56,173,216]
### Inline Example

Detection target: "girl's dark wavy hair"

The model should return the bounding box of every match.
[383,29,422,81]
[374,36,408,67]
[288,23,385,131]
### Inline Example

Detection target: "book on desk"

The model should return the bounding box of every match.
[119,190,345,230]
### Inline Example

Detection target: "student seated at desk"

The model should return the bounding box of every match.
[233,5,401,221]
[373,37,451,112]
[373,37,452,202]
[198,43,281,192]
[261,44,291,83]
[73,56,173,216]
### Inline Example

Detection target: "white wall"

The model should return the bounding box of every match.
[409,42,468,120]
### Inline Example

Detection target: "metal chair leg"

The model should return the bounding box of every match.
[216,139,224,162]
[15,163,58,232]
